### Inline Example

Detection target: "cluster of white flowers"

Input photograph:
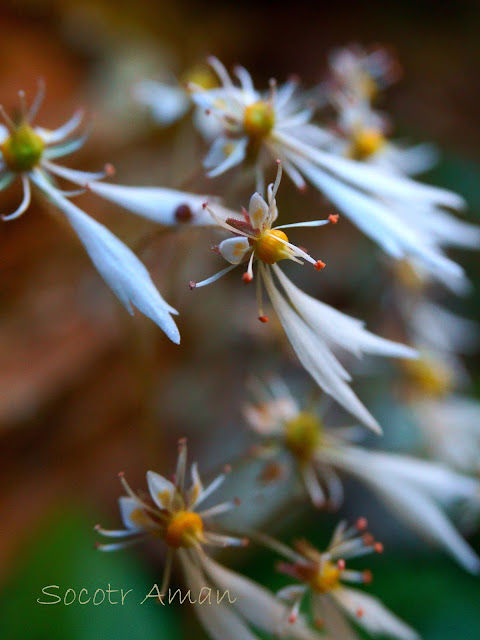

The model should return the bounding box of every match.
[4,43,480,640]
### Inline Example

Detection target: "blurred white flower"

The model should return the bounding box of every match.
[192,163,416,433]
[245,379,480,573]
[326,44,401,102]
[134,62,221,138]
[189,57,480,293]
[273,520,420,640]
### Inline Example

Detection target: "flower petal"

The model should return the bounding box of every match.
[248,192,270,230]
[218,236,251,264]
[31,170,180,342]
[205,137,248,178]
[146,471,175,510]
[333,587,420,640]
[118,496,145,532]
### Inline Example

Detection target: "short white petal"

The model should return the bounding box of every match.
[118,496,145,532]
[248,192,270,230]
[205,137,248,178]
[218,236,251,264]
[146,471,175,510]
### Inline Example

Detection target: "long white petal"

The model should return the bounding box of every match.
[199,554,322,640]
[333,587,420,640]
[32,170,180,342]
[262,266,381,433]
[178,551,262,640]
[275,130,466,209]
[273,265,417,359]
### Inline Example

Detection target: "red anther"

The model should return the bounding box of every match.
[314,618,325,630]
[356,517,368,531]
[275,158,281,165]
[94,524,101,531]
[189,281,196,290]
[224,464,232,473]
[362,570,373,584]
[94,541,101,549]
[328,214,339,224]
[362,533,375,546]
[234,497,241,506]
[258,315,269,323]
[241,538,250,547]
[205,109,211,115]
[178,437,187,446]
[314,260,326,271]
[242,272,253,283]
[104,163,115,177]
[288,612,298,624]
[117,471,125,478]
[374,542,384,554]
[337,559,346,571]
[356,608,364,618]
[202,202,208,209]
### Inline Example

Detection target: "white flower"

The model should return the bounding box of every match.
[326,44,401,102]
[95,439,247,586]
[245,379,480,573]
[191,163,416,433]
[273,521,420,640]
[96,439,320,640]
[189,57,480,292]
[178,548,323,640]
[0,84,185,342]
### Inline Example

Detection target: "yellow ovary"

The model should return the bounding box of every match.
[284,412,322,462]
[1,123,45,172]
[165,511,204,548]
[310,561,341,593]
[244,101,275,139]
[402,357,454,397]
[348,127,385,160]
[255,229,291,264]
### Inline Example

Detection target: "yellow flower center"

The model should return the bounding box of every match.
[1,123,45,172]
[182,64,218,90]
[255,229,291,265]
[165,510,204,548]
[244,101,275,139]
[395,260,425,292]
[348,127,385,160]
[402,356,453,397]
[310,561,341,593]
[284,412,322,462]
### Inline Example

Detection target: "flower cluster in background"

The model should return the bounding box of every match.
[1,4,480,640]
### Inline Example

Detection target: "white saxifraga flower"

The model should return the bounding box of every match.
[326,44,401,102]
[189,57,480,292]
[273,521,420,640]
[96,440,321,640]
[245,379,480,573]
[0,85,237,343]
[191,163,416,433]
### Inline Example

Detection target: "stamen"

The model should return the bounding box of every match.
[190,264,238,289]
[243,250,255,283]
[271,159,283,201]
[314,260,326,271]
[28,78,46,122]
[0,105,16,132]
[18,90,28,120]
[328,213,339,224]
